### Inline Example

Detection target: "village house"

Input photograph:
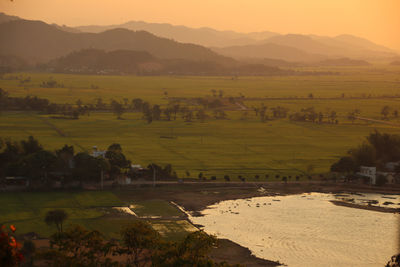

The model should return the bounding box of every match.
[358,166,376,184]
[358,166,398,185]
[91,146,106,158]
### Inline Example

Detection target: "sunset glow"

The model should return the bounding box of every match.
[1,0,399,51]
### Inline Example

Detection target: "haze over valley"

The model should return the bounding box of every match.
[1,2,400,267]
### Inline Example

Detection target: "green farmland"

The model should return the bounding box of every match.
[1,66,400,178]
[0,191,192,240]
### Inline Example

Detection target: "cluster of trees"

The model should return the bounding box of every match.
[39,77,64,88]
[1,218,239,267]
[0,136,179,186]
[0,88,86,119]
[381,105,399,120]
[0,137,130,186]
[290,107,338,124]
[330,131,400,173]
[252,104,269,122]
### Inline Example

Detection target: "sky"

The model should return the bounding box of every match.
[1,0,400,51]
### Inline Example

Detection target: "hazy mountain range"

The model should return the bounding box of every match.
[0,12,398,73]
[77,21,278,48]
[0,18,234,66]
[75,18,398,62]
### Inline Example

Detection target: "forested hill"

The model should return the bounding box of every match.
[46,48,294,76]
[0,19,235,65]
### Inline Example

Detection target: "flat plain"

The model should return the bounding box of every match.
[1,66,400,178]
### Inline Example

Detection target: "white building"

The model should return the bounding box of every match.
[91,146,106,158]
[358,166,376,185]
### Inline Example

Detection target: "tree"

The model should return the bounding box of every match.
[95,97,106,110]
[43,225,116,267]
[45,210,68,234]
[120,221,160,267]
[349,143,376,167]
[76,99,82,109]
[381,105,391,120]
[56,145,74,173]
[111,100,125,119]
[131,98,144,111]
[152,105,162,121]
[172,104,180,120]
[330,156,356,173]
[21,136,43,155]
[105,145,130,178]
[73,152,109,182]
[23,150,57,181]
[108,143,122,153]
[347,109,360,124]
[153,231,222,267]
[329,111,337,124]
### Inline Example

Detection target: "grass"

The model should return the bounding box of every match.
[131,200,183,217]
[1,67,400,178]
[0,191,191,240]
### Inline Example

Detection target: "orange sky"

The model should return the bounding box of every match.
[1,0,400,51]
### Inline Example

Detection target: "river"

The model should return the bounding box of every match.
[189,193,399,267]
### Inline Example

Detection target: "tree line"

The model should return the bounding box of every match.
[330,131,400,183]
[0,137,177,187]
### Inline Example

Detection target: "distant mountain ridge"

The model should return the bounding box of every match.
[0,19,234,65]
[77,20,278,48]
[0,12,398,69]
[212,42,325,62]
[215,34,397,62]
[0,12,21,24]
[76,20,398,62]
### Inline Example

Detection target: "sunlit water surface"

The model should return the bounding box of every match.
[190,193,399,267]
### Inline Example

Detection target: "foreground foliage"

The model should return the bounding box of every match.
[39,221,240,267]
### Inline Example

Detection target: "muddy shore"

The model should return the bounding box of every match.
[330,200,400,213]
[118,181,400,213]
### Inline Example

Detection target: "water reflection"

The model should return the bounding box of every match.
[190,193,399,267]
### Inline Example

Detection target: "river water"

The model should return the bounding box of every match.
[189,193,399,267]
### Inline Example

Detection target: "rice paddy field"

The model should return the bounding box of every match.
[1,66,400,178]
[0,191,193,240]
